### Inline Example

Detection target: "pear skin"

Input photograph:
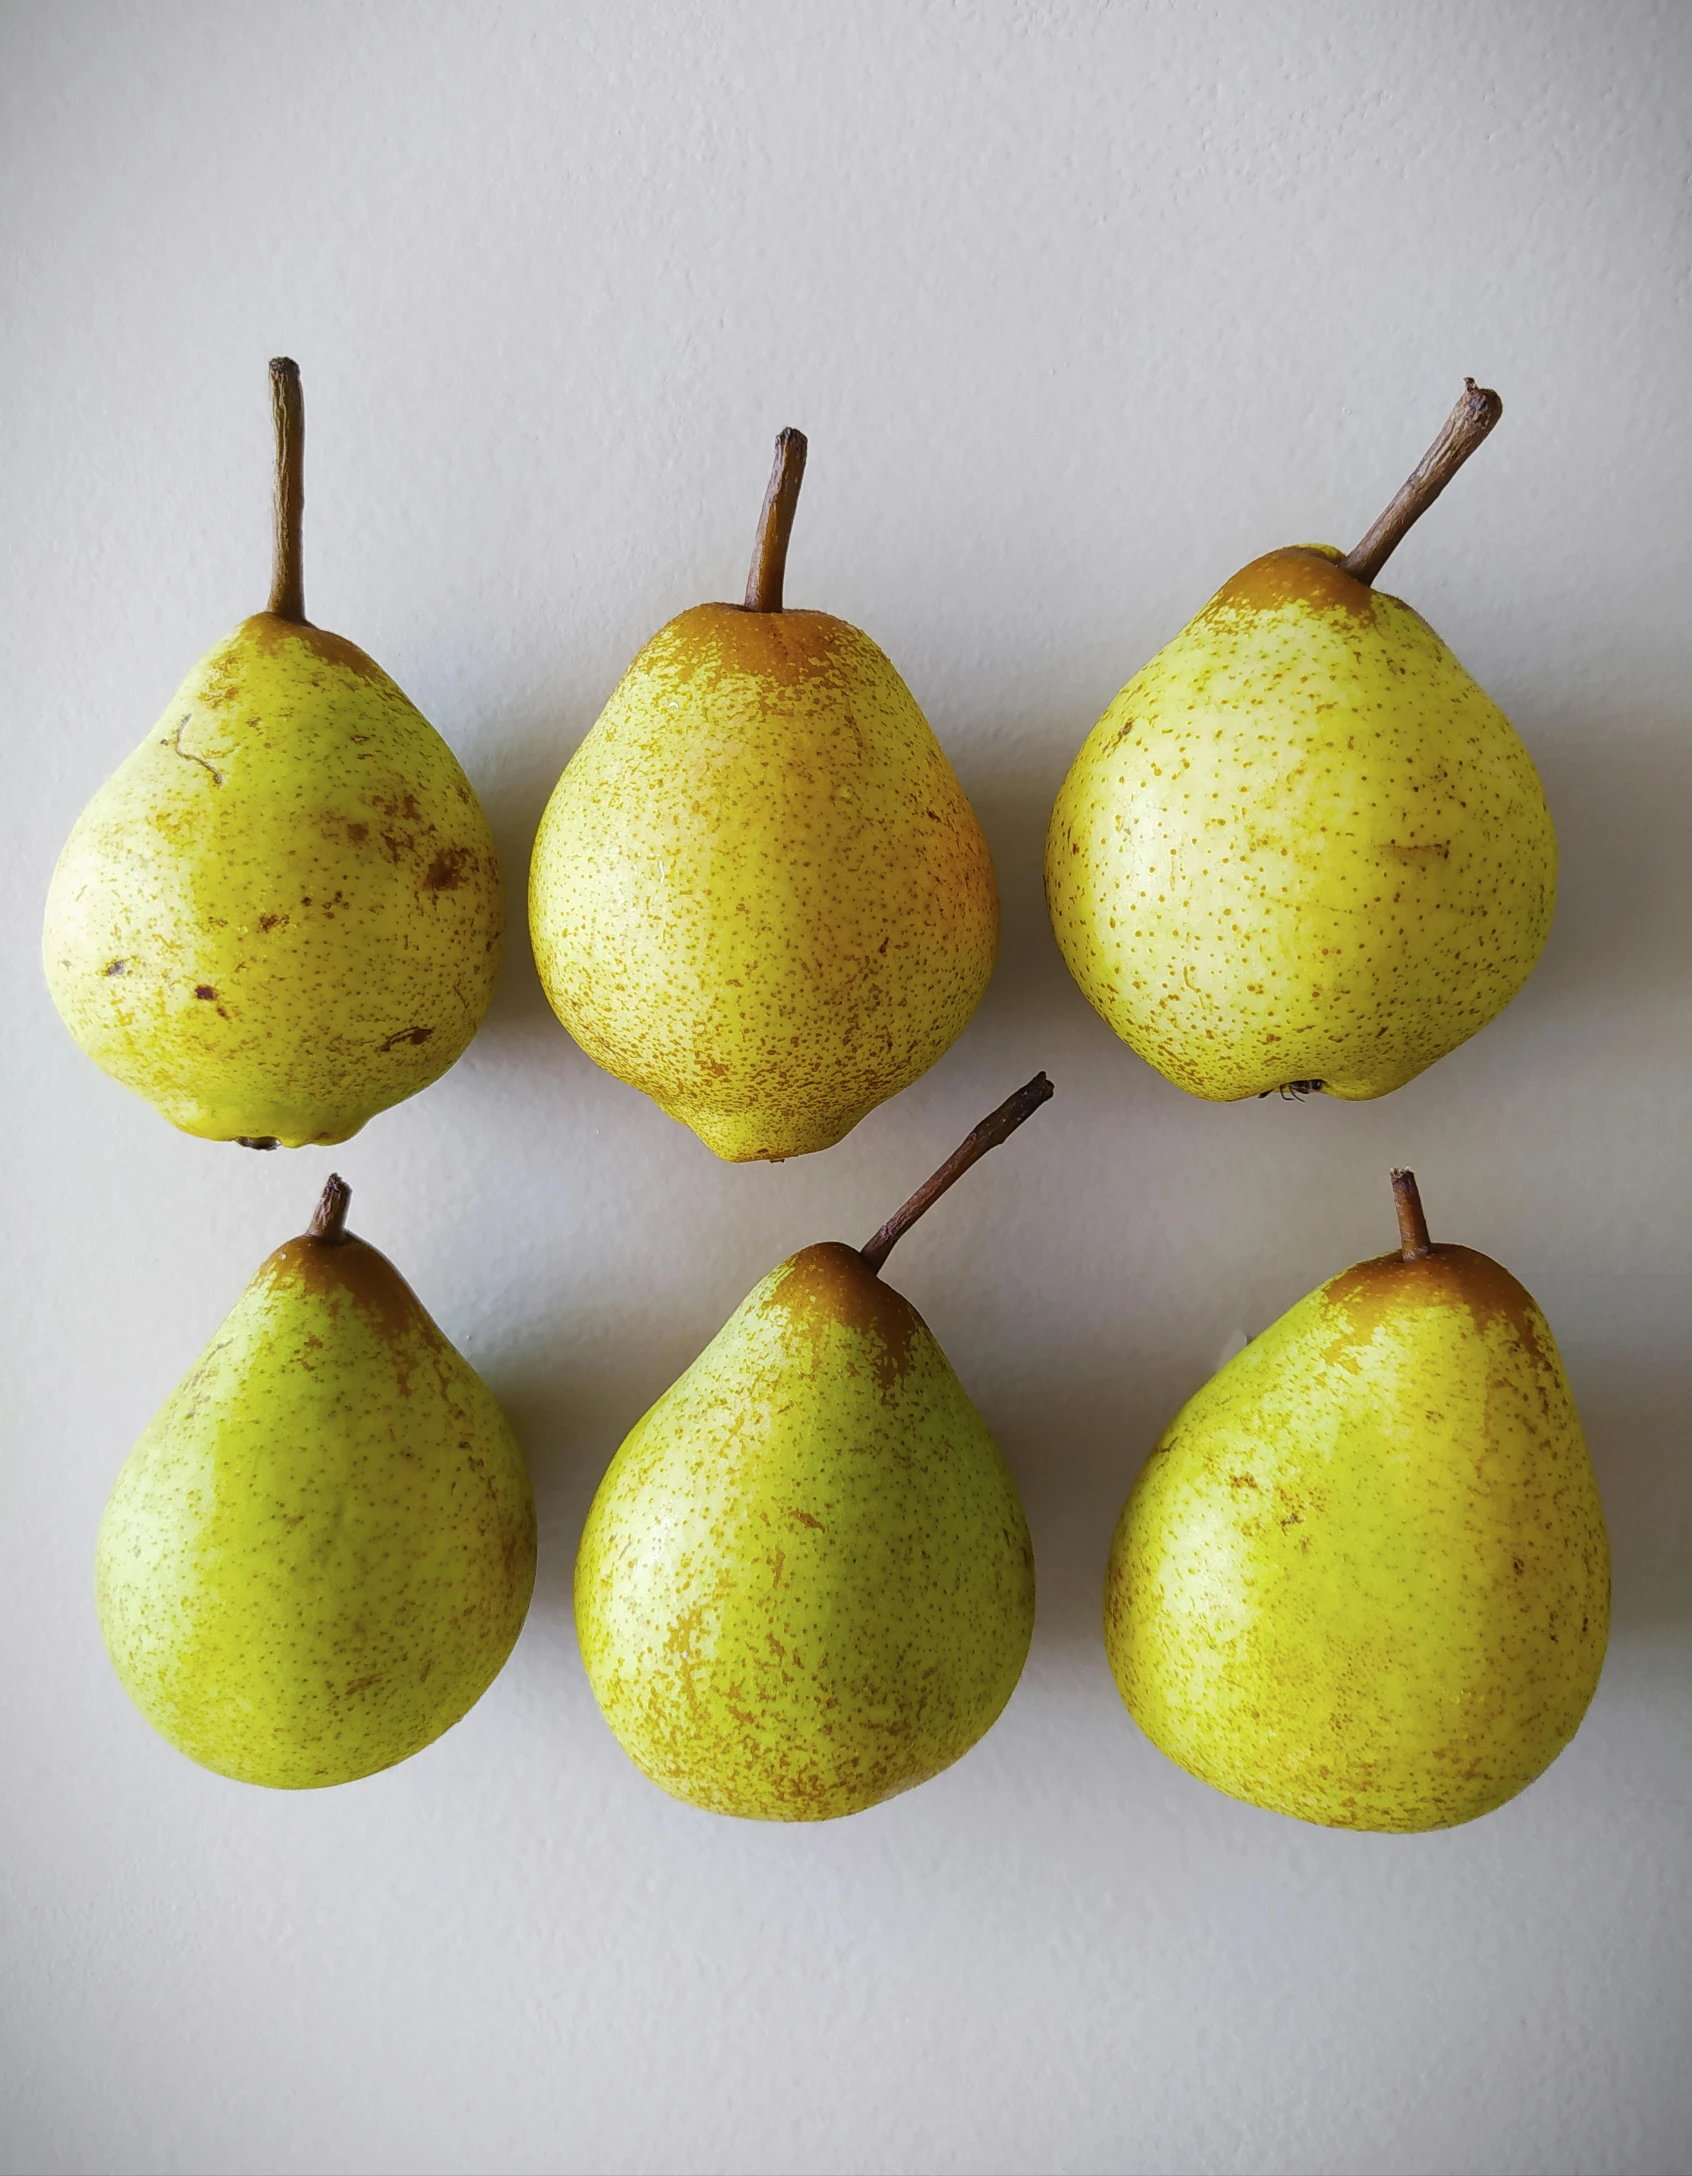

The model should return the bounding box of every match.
[575,1078,1051,1818]
[1046,386,1554,1101]
[96,1179,536,1787]
[1105,1176,1609,1831]
[529,432,997,1161]
[43,362,503,1147]
[576,1244,1034,1817]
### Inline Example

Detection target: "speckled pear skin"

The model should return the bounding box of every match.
[575,1243,1035,1818]
[529,605,998,1161]
[1106,1245,1609,1831]
[1045,547,1556,1100]
[95,1219,536,1788]
[44,613,504,1146]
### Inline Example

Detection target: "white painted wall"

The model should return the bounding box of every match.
[3,5,1689,2172]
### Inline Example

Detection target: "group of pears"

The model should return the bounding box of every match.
[54,363,1607,1831]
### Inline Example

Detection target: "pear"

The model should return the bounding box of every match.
[43,360,504,1148]
[1105,1171,1609,1831]
[96,1177,535,1787]
[529,429,998,1161]
[576,1075,1049,1818]
[1046,382,1555,1100]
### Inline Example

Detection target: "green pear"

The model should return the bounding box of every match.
[1046,382,1555,1100]
[575,1076,1050,1818]
[529,429,998,1162]
[44,360,504,1148]
[1106,1171,1609,1831]
[96,1177,536,1787]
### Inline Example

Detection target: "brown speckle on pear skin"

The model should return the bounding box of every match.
[94,1214,536,1789]
[1044,544,1556,1101]
[575,1248,1034,1820]
[1104,1242,1608,1832]
[529,603,998,1161]
[42,612,505,1146]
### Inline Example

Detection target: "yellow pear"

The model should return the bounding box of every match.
[1106,1171,1609,1830]
[1047,382,1555,1100]
[576,1075,1049,1817]
[529,429,998,1160]
[43,360,504,1148]
[96,1177,536,1788]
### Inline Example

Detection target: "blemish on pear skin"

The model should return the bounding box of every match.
[1204,546,1379,625]
[424,846,473,892]
[170,719,226,784]
[1323,1245,1548,1368]
[765,1244,920,1393]
[267,1233,421,1351]
[236,611,393,690]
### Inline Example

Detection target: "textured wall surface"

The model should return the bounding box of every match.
[2,6,1688,2173]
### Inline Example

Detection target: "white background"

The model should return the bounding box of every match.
[3,6,1689,2172]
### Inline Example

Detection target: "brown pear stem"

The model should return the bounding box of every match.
[1338,379,1502,587]
[307,1173,351,1243]
[267,356,306,622]
[860,1074,1054,1275]
[1391,1168,1432,1260]
[742,428,807,611]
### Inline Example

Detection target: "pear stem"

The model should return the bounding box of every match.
[860,1074,1054,1275]
[307,1173,351,1243]
[743,428,808,612]
[267,356,306,623]
[1338,379,1503,587]
[1391,1168,1432,1260]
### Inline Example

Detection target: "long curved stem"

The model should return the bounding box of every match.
[1391,1168,1432,1260]
[1339,379,1502,587]
[267,357,306,622]
[860,1074,1054,1275]
[743,428,807,611]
